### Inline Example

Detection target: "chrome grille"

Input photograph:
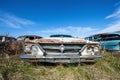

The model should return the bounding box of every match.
[39,43,85,55]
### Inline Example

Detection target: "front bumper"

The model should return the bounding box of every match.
[20,54,101,63]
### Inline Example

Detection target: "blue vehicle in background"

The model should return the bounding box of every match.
[85,31,120,53]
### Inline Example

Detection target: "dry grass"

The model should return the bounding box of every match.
[0,53,120,80]
[0,42,120,80]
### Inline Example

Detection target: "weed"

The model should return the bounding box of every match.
[0,52,120,80]
[0,59,33,80]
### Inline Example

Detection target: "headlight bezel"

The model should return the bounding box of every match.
[24,43,40,55]
[31,45,38,52]
[87,45,100,55]
[24,45,31,52]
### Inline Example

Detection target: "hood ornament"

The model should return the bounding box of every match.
[60,44,64,53]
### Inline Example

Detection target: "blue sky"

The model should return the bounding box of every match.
[0,0,120,38]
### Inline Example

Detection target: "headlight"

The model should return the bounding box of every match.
[87,47,94,55]
[93,47,99,52]
[87,47,93,52]
[24,45,31,52]
[31,46,38,52]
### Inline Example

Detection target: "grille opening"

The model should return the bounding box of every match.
[39,43,85,55]
[64,49,80,53]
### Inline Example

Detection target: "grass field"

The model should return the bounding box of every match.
[0,53,120,80]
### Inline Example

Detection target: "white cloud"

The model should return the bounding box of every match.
[100,20,120,33]
[105,8,120,19]
[40,26,98,38]
[101,7,120,33]
[0,12,35,28]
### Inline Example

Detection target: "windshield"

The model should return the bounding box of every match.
[50,34,73,38]
[100,34,120,41]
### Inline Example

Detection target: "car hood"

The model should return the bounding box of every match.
[34,37,87,43]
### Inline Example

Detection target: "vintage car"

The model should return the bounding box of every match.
[17,35,42,41]
[85,31,120,52]
[20,34,101,63]
[0,36,24,55]
[0,35,16,43]
[99,32,120,52]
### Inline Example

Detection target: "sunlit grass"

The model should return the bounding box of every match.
[0,52,120,80]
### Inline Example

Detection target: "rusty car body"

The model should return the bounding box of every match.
[20,34,101,63]
[0,36,16,43]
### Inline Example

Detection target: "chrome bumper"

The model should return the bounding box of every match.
[20,54,101,63]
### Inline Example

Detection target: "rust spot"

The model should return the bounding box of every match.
[29,58,38,62]
[26,52,32,54]
[36,39,61,43]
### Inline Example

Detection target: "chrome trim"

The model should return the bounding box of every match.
[20,54,101,63]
